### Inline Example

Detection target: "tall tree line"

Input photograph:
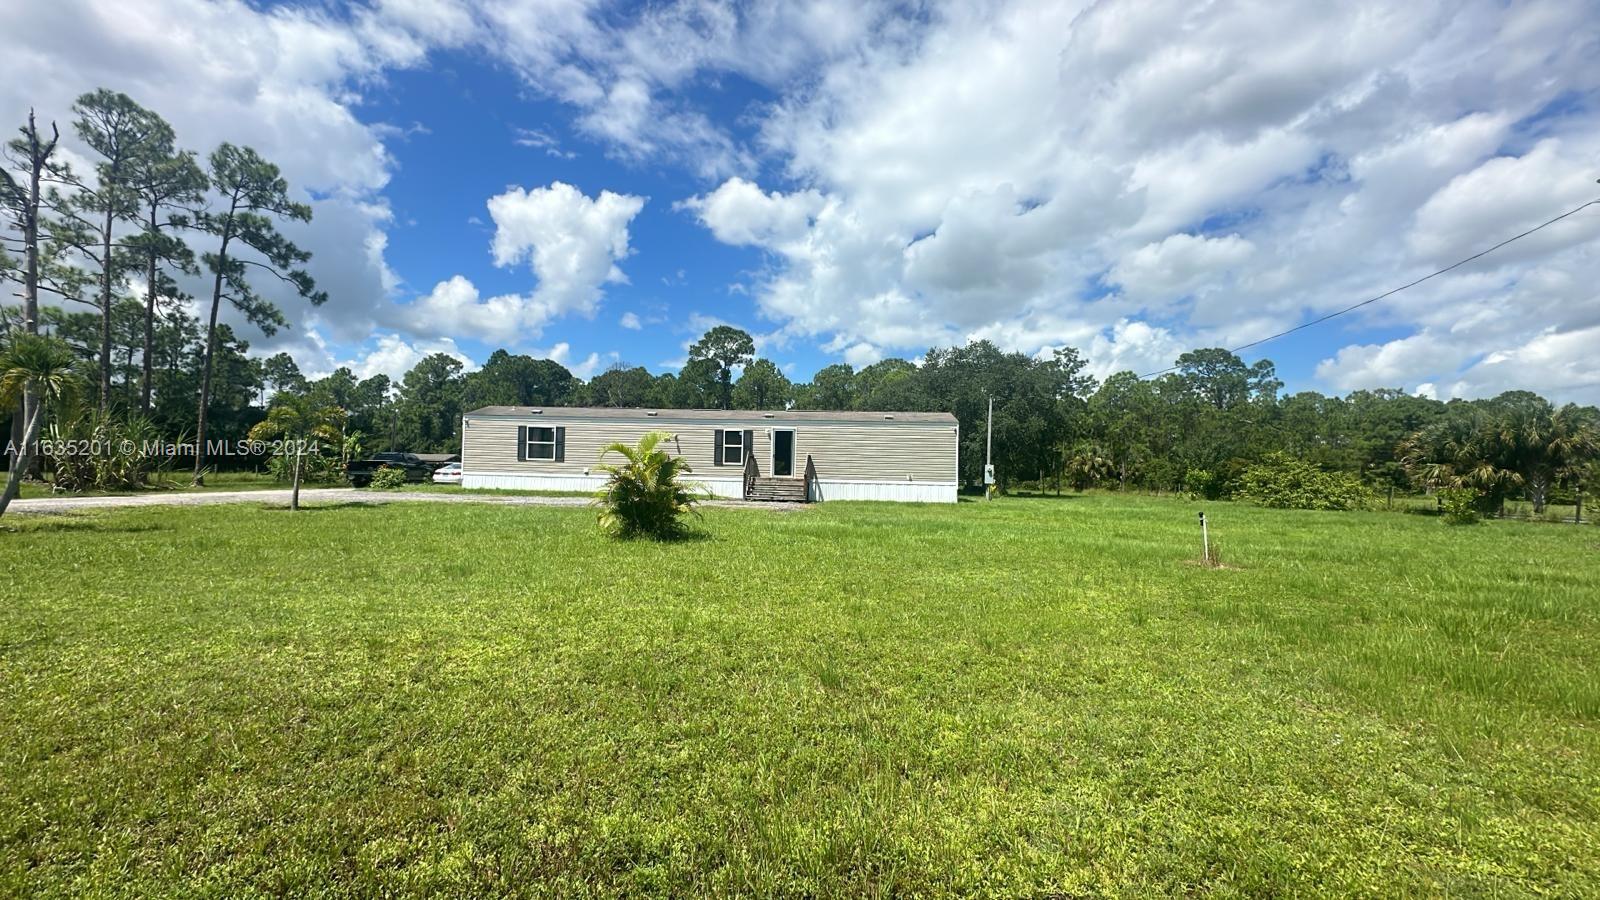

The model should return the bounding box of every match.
[1,89,323,482]
[272,325,1592,511]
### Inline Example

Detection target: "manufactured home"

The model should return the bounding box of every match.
[460,406,959,503]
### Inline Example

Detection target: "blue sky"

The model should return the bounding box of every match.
[370,58,751,366]
[5,0,1600,401]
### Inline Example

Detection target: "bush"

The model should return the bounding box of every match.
[43,412,176,491]
[1438,488,1482,525]
[1185,468,1229,500]
[268,451,335,485]
[1237,453,1370,511]
[369,465,408,489]
[595,431,701,540]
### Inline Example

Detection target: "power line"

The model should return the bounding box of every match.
[1139,192,1600,379]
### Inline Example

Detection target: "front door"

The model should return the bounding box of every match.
[772,429,795,477]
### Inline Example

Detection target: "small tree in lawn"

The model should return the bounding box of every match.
[595,431,701,539]
[248,393,344,512]
[0,334,84,519]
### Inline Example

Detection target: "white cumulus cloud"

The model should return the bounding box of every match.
[679,177,825,247]
[488,181,646,320]
[533,342,620,379]
[402,276,547,346]
[339,334,477,382]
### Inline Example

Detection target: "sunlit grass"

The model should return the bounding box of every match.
[1,494,1596,895]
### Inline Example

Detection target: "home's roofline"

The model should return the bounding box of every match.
[461,405,957,425]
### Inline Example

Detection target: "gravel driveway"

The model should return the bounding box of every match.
[6,488,803,515]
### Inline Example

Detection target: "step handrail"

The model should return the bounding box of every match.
[741,450,758,500]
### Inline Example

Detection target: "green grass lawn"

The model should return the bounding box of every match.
[1,495,1596,896]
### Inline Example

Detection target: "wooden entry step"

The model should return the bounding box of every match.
[746,476,808,502]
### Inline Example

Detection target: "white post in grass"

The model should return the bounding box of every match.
[1198,511,1210,565]
[290,440,303,512]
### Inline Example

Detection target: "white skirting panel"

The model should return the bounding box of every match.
[461,472,604,493]
[810,479,958,503]
[462,471,745,498]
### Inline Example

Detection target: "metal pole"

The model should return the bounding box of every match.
[984,395,993,501]
[1199,511,1210,565]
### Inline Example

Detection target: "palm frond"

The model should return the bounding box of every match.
[0,333,84,409]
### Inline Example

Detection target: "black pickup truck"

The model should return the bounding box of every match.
[347,452,438,487]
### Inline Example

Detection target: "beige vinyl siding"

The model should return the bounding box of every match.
[790,423,954,482]
[462,415,956,482]
[463,417,769,476]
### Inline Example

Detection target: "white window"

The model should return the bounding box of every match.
[721,429,744,465]
[526,426,556,460]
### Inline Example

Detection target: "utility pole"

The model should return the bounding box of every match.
[983,395,994,501]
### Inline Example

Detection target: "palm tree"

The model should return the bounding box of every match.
[248,393,346,511]
[1495,401,1599,514]
[1400,401,1600,516]
[1400,412,1522,514]
[0,334,84,518]
[1063,442,1114,493]
[594,430,701,539]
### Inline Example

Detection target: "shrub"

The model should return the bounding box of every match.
[369,465,408,489]
[1237,453,1370,511]
[43,412,176,491]
[267,448,348,485]
[1144,459,1186,494]
[1185,468,1229,500]
[595,431,701,540]
[1437,488,1482,525]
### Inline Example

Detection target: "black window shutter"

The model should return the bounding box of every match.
[554,427,565,462]
[713,429,724,466]
[743,430,753,465]
[517,425,527,461]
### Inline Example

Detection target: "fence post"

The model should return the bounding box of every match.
[291,441,303,512]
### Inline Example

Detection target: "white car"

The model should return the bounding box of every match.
[432,462,463,484]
